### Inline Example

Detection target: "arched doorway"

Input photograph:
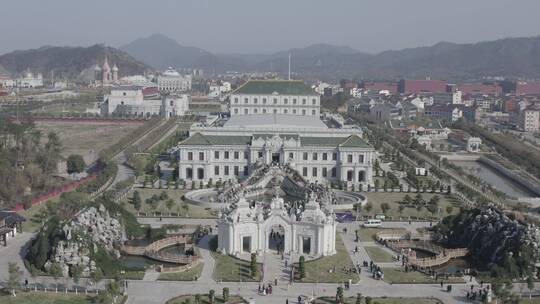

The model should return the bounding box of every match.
[268,224,285,253]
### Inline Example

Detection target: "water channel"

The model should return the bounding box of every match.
[452,161,536,198]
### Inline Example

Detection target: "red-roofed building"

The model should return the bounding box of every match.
[142,86,159,98]
[398,79,448,94]
[460,83,502,96]
[362,82,398,95]
[503,99,516,113]
[516,82,540,95]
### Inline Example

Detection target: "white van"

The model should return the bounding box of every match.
[363,219,382,227]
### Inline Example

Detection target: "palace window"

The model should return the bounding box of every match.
[322,153,327,161]
[359,155,364,163]
[302,99,307,105]
[244,166,248,176]
[234,98,238,103]
[331,167,337,178]
[312,153,318,161]
[302,167,308,177]
[302,109,306,115]
[312,167,317,177]
[234,151,239,159]
[322,167,327,177]
[273,98,277,104]
[258,151,263,158]
[303,153,308,160]
[234,166,239,176]
[332,153,337,161]
[224,166,229,175]
[244,152,248,159]
[186,168,193,179]
[347,154,353,163]
[199,152,204,161]
[293,98,297,104]
[254,98,258,104]
[224,151,230,159]
[214,166,219,175]
[214,151,220,159]
[244,98,248,104]
[263,98,267,104]
[284,98,288,104]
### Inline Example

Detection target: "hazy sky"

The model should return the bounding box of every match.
[2,0,540,55]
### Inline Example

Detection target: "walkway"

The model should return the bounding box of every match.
[263,252,289,284]
[196,235,216,283]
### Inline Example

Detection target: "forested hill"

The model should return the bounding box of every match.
[0,44,152,81]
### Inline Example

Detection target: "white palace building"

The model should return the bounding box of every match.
[175,80,375,187]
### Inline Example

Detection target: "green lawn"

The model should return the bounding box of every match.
[0,291,94,304]
[121,188,216,218]
[363,192,460,220]
[358,228,407,242]
[211,253,262,282]
[166,295,246,304]
[120,270,145,280]
[520,298,540,304]
[381,268,464,284]
[158,263,204,281]
[296,235,359,283]
[364,246,396,263]
[313,297,443,304]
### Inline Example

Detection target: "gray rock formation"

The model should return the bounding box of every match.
[46,204,125,277]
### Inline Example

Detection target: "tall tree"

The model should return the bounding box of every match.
[8,263,22,296]
[66,154,86,175]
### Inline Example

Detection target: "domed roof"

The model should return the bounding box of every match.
[163,67,180,76]
[112,64,119,71]
[94,64,102,71]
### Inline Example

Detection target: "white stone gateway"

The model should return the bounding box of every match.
[217,190,337,258]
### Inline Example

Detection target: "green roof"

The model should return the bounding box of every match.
[232,80,317,96]
[302,135,370,148]
[179,133,371,148]
[179,133,252,146]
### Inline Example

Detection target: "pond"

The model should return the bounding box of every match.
[120,244,188,270]
[452,161,535,198]
[436,258,472,275]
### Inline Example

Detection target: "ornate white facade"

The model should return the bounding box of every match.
[230,80,320,116]
[218,194,336,256]
[101,87,190,118]
[158,68,192,93]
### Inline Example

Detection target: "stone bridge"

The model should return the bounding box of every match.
[121,235,197,265]
[385,239,468,268]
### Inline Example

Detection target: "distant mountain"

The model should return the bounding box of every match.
[0,44,152,81]
[120,34,215,70]
[358,36,540,79]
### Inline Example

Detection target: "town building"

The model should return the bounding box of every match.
[398,79,448,94]
[424,104,463,122]
[459,83,502,96]
[12,70,44,88]
[520,107,540,132]
[516,82,540,95]
[230,80,321,116]
[157,68,192,93]
[101,87,190,118]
